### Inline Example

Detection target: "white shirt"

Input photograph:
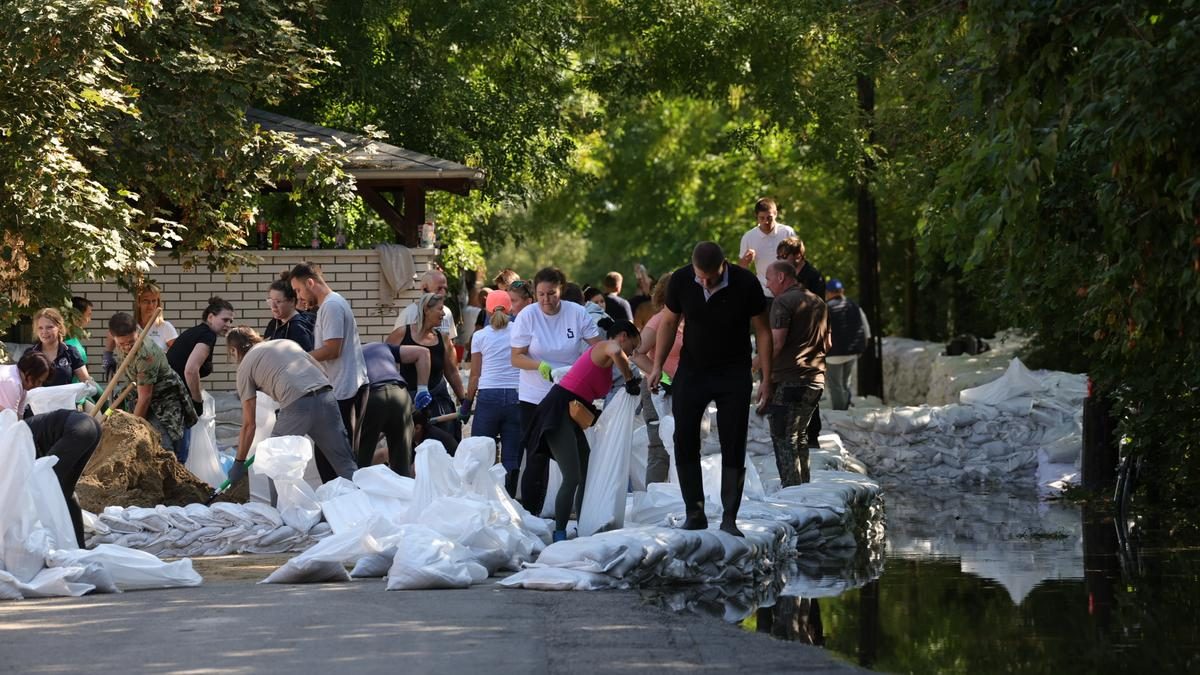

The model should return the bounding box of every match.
[140,321,179,351]
[394,303,457,340]
[471,325,520,390]
[509,302,600,404]
[0,364,25,414]
[314,292,368,400]
[739,223,797,296]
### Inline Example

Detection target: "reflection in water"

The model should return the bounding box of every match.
[651,485,1200,673]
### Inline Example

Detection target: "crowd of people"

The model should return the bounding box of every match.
[1,196,872,544]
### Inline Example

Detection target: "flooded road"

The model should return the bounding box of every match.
[645,486,1200,673]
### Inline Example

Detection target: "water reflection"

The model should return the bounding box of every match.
[647,485,1200,673]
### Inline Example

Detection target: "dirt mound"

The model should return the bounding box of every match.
[76,411,214,512]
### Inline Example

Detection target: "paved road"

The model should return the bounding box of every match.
[0,556,862,674]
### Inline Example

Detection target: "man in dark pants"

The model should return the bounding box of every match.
[647,242,773,537]
[26,410,102,548]
[776,236,826,448]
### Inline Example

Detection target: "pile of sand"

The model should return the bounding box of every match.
[76,411,214,512]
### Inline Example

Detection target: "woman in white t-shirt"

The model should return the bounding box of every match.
[102,282,179,377]
[510,269,601,514]
[463,286,529,496]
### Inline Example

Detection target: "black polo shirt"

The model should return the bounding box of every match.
[665,261,767,371]
[166,323,218,381]
[25,342,84,387]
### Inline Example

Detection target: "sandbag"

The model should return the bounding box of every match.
[25,383,88,415]
[248,392,281,504]
[185,391,225,489]
[578,390,639,536]
[0,412,47,582]
[960,358,1043,407]
[254,436,322,533]
[48,544,202,590]
[29,456,76,551]
[385,526,488,590]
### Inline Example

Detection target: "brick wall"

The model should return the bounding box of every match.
[71,247,437,392]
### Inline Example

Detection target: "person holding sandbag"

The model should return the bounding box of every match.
[522,320,641,543]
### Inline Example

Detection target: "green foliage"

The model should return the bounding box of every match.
[0,0,357,325]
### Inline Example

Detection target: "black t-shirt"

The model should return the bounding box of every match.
[798,261,826,300]
[166,323,218,381]
[665,261,767,371]
[25,342,84,387]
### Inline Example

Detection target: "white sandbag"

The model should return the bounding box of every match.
[321,490,376,534]
[408,440,462,520]
[25,383,88,415]
[628,424,649,492]
[352,466,415,501]
[48,544,202,590]
[255,436,322,532]
[0,412,47,582]
[960,358,1044,407]
[29,456,77,551]
[315,477,360,502]
[185,391,225,489]
[248,392,281,504]
[260,559,351,584]
[385,527,488,590]
[579,390,639,536]
[454,437,497,489]
[9,566,95,598]
[497,566,619,591]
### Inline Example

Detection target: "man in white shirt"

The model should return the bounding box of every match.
[738,198,797,297]
[290,262,368,482]
[394,269,458,339]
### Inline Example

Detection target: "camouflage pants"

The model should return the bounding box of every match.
[768,383,823,488]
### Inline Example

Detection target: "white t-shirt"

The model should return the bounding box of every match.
[140,321,179,351]
[471,325,520,391]
[394,303,457,340]
[739,223,797,296]
[314,292,368,400]
[509,302,600,404]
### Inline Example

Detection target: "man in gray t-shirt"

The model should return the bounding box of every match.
[290,262,368,481]
[227,332,358,486]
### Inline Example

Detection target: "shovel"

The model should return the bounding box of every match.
[205,455,256,505]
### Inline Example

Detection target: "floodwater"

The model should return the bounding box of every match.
[643,486,1200,674]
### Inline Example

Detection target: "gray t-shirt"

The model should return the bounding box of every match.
[313,291,368,400]
[237,340,330,408]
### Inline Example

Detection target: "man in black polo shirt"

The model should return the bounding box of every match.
[647,242,773,537]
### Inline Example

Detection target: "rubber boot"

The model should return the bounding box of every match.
[504,469,520,498]
[677,460,708,530]
[720,466,746,537]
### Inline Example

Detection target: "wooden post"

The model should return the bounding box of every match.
[92,308,160,417]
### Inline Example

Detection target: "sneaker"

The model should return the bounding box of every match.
[552,530,568,543]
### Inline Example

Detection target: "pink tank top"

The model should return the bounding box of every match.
[558,346,613,401]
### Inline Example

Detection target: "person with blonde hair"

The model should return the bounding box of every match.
[463,286,526,494]
[24,308,94,390]
[103,282,178,378]
[386,291,467,444]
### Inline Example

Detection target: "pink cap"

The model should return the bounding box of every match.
[486,290,512,314]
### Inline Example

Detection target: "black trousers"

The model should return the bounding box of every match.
[672,365,751,504]
[26,410,102,548]
[518,400,550,515]
[356,383,414,476]
[314,384,367,483]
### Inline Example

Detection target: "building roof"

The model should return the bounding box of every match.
[247,108,485,188]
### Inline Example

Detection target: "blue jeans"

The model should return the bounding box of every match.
[174,426,191,465]
[471,388,523,470]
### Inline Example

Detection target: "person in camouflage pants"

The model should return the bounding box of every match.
[109,312,197,455]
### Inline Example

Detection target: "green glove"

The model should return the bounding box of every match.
[538,361,554,382]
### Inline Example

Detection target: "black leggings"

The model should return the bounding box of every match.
[27,411,102,548]
[356,383,414,475]
[545,421,591,532]
[518,401,551,514]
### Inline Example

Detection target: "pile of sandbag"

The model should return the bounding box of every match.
[84,504,332,557]
[0,409,202,601]
[824,358,1085,486]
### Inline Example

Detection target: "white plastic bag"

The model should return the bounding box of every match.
[959,358,1043,407]
[628,424,649,492]
[407,440,462,521]
[248,392,281,504]
[185,391,225,488]
[25,383,88,415]
[48,544,202,590]
[579,390,639,536]
[0,412,48,582]
[385,526,487,590]
[254,436,322,533]
[29,456,77,551]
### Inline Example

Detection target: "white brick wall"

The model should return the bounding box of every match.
[72,247,438,392]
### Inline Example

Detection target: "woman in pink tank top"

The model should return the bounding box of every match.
[522,320,642,542]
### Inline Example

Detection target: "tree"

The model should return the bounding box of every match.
[0,0,356,327]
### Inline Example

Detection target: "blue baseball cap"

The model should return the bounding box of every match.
[828,278,844,291]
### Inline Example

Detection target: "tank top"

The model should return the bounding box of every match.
[558,346,613,402]
[399,326,447,391]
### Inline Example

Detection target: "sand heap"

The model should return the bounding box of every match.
[76,410,214,512]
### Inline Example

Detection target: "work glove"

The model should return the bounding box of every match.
[538,361,554,382]
[624,378,642,396]
[192,398,205,418]
[458,399,473,423]
[81,378,101,400]
[227,459,249,486]
[414,390,433,410]
[659,373,673,396]
[103,351,117,379]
